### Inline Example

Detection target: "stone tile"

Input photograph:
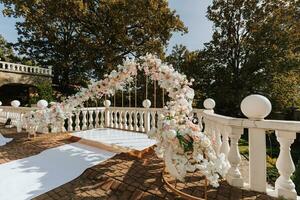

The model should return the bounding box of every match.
[0,125,280,200]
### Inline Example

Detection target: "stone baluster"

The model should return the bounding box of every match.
[100,110,105,128]
[95,109,100,128]
[143,99,151,133]
[241,95,272,192]
[119,110,123,129]
[103,100,111,128]
[220,125,230,158]
[134,110,139,131]
[67,114,73,132]
[139,111,145,132]
[129,111,133,130]
[114,110,119,129]
[123,111,128,130]
[82,110,88,130]
[110,110,114,128]
[275,130,297,200]
[196,112,203,131]
[150,111,156,129]
[75,110,80,131]
[226,126,244,187]
[214,125,222,155]
[88,110,94,129]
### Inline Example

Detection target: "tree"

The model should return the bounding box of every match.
[179,0,300,116]
[166,45,214,106]
[270,71,300,116]
[0,34,15,61]
[1,0,186,93]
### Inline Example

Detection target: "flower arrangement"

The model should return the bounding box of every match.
[23,54,229,187]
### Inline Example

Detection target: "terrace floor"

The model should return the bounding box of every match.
[0,126,278,200]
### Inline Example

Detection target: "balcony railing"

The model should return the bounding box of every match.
[0,61,52,76]
[0,96,299,200]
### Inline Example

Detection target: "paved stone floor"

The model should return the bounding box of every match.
[0,126,278,200]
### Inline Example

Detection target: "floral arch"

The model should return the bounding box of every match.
[24,54,229,187]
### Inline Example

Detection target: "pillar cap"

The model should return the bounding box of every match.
[11,100,20,108]
[203,98,215,110]
[104,100,111,107]
[241,94,272,120]
[37,99,48,109]
[143,99,151,108]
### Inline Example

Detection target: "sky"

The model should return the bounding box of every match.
[0,0,213,53]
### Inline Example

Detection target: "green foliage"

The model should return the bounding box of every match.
[0,34,15,61]
[167,0,300,116]
[29,82,54,105]
[292,160,300,194]
[176,131,193,152]
[270,71,300,111]
[266,156,279,185]
[1,0,186,93]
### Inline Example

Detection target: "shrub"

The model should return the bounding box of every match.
[29,81,54,105]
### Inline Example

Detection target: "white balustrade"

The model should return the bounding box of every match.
[200,95,299,199]
[1,94,299,199]
[0,61,52,76]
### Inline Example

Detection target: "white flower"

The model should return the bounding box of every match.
[147,127,157,138]
[164,129,177,139]
[201,137,211,148]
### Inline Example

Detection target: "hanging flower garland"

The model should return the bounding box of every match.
[23,54,229,187]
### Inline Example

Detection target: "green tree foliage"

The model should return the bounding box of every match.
[271,71,300,111]
[166,45,214,106]
[0,34,15,61]
[29,81,54,105]
[168,0,300,116]
[1,0,186,93]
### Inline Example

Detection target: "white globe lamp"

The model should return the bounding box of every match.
[143,99,151,108]
[11,100,20,108]
[37,99,48,109]
[103,100,111,107]
[241,94,272,120]
[203,98,215,110]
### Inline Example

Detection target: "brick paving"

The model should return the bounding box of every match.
[0,126,278,200]
[0,125,72,164]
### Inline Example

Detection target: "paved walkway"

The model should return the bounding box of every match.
[0,126,278,200]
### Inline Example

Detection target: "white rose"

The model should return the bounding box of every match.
[165,129,177,139]
[169,110,176,117]
[201,137,211,148]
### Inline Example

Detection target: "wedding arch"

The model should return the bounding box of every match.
[24,54,229,188]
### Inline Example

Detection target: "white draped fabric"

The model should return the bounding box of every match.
[0,134,13,146]
[0,143,116,200]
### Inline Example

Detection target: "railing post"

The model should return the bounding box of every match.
[227,126,244,187]
[143,99,151,133]
[275,130,297,200]
[241,94,272,193]
[104,100,111,128]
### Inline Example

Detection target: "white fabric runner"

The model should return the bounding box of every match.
[0,133,13,146]
[0,143,116,200]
